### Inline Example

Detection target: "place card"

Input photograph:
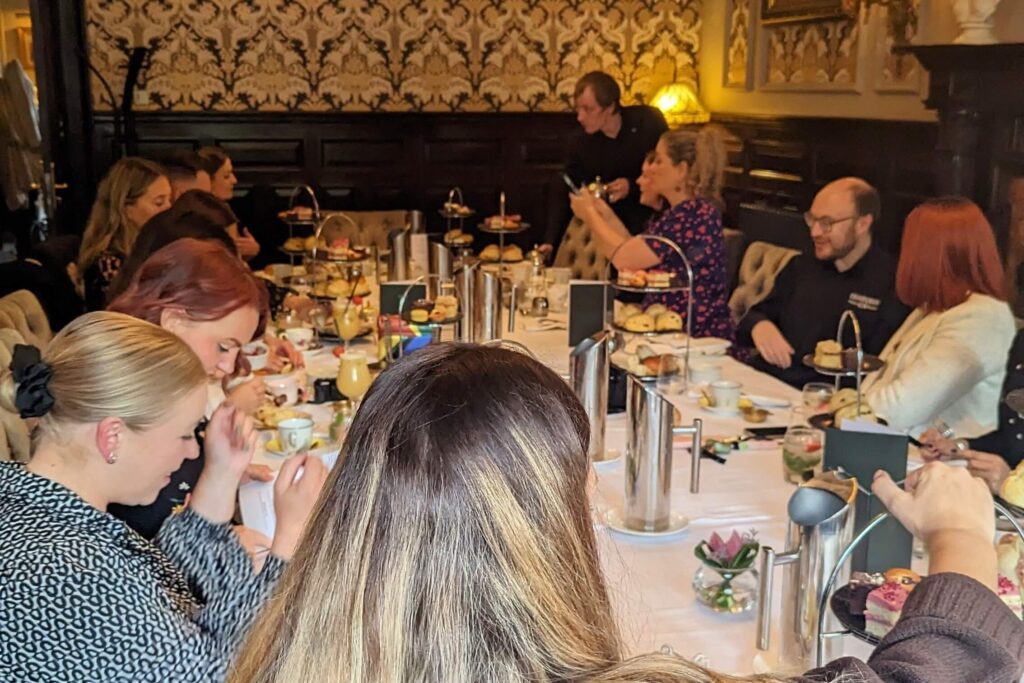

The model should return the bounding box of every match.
[568,281,611,347]
[822,429,912,574]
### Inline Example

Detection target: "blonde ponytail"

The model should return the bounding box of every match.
[660,124,728,207]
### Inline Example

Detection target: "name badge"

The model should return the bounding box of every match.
[848,293,881,311]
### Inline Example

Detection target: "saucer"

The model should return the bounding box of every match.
[265,437,328,456]
[747,394,791,409]
[591,448,622,469]
[603,508,689,538]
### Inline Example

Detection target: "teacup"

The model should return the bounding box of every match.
[709,380,742,410]
[283,327,314,350]
[242,342,269,371]
[277,417,315,455]
[265,372,304,406]
[688,360,722,384]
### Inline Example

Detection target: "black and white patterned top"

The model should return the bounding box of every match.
[0,462,285,682]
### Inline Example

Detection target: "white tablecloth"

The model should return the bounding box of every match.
[249,294,880,674]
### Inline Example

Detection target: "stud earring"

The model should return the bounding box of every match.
[106,451,118,465]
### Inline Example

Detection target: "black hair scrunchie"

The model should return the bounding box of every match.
[10,344,55,418]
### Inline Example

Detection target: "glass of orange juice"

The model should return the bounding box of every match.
[332,297,363,352]
[337,352,372,410]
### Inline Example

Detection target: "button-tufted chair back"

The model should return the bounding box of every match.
[728,241,800,321]
[553,217,607,280]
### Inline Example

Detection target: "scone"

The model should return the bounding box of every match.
[1002,463,1024,507]
[645,303,668,318]
[655,311,683,332]
[480,244,501,262]
[503,245,523,261]
[615,303,643,325]
[814,340,843,369]
[623,313,655,333]
[284,237,306,252]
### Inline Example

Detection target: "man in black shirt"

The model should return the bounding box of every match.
[543,72,667,249]
[737,177,910,388]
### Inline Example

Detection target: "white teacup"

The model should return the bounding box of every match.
[265,372,304,406]
[709,380,742,409]
[283,327,314,350]
[688,360,722,384]
[242,342,269,371]
[277,417,314,455]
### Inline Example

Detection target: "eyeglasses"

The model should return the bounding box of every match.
[803,212,858,233]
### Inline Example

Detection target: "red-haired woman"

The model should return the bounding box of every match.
[107,238,272,538]
[862,197,1015,436]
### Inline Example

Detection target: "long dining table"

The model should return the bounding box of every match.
[247,271,882,675]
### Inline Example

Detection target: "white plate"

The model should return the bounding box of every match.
[747,394,791,409]
[603,508,690,538]
[592,449,622,469]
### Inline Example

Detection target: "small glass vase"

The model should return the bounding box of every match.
[693,562,758,614]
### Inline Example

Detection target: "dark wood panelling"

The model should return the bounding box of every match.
[90,111,939,266]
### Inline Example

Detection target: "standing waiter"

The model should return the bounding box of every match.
[542,71,667,252]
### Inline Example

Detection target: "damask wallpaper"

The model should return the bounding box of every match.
[765,18,858,87]
[84,0,702,113]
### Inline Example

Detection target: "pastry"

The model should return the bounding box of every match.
[864,581,910,638]
[883,568,921,591]
[645,303,668,318]
[410,309,429,323]
[487,214,521,230]
[480,244,501,262]
[304,235,318,252]
[646,270,671,288]
[435,295,459,318]
[428,307,447,322]
[444,229,473,245]
[655,311,683,332]
[503,245,523,261]
[814,340,843,369]
[1001,576,1024,619]
[617,304,643,324]
[256,406,307,428]
[623,313,655,333]
[284,237,306,252]
[617,269,647,287]
[1001,463,1024,507]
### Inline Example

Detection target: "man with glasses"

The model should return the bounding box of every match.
[737,177,909,387]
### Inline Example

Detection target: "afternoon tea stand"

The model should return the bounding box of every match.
[603,233,694,384]
[813,500,1024,666]
[279,184,322,266]
[479,191,529,275]
[801,309,885,417]
[388,274,463,361]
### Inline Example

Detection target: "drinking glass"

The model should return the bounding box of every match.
[336,353,372,410]
[781,425,825,484]
[802,382,834,415]
[332,298,363,353]
[787,405,811,429]
[656,353,685,395]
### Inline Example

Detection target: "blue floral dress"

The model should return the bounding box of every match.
[643,198,735,343]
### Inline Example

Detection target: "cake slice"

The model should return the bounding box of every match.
[864,581,910,638]
[999,575,1023,619]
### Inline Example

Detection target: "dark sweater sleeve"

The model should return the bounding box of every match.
[736,258,797,346]
[795,573,1024,683]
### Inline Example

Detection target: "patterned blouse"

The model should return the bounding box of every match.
[644,198,735,343]
[84,249,124,311]
[0,462,284,682]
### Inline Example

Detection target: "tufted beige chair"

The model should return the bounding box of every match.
[0,327,31,462]
[728,241,800,321]
[553,217,608,281]
[318,210,409,251]
[0,290,51,349]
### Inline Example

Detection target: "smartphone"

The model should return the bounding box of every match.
[562,173,580,195]
[744,425,788,440]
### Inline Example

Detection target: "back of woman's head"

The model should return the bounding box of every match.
[106,192,239,302]
[660,124,727,206]
[107,238,267,338]
[896,196,1006,312]
[0,311,206,441]
[77,157,167,270]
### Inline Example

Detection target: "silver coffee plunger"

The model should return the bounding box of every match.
[624,375,702,532]
[570,331,610,463]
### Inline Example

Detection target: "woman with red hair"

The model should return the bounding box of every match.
[862,197,1015,436]
[107,238,272,538]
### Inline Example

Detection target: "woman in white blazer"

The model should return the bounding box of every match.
[863,197,1015,437]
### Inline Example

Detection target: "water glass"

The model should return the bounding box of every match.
[802,382,835,415]
[782,425,825,484]
[656,354,685,395]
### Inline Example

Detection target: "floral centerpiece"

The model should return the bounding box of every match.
[693,530,760,613]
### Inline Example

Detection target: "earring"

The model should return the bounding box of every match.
[106,451,118,465]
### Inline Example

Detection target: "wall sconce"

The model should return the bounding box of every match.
[652,82,710,128]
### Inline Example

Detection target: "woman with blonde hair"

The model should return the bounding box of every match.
[0,311,326,681]
[571,125,734,342]
[231,343,1022,683]
[75,157,172,310]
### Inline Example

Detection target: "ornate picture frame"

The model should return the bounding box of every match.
[761,0,850,25]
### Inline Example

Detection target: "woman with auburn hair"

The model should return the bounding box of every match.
[107,238,273,539]
[570,125,734,342]
[862,197,1015,436]
[0,312,325,681]
[231,343,1023,683]
[74,157,172,310]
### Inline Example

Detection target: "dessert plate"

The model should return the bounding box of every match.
[603,508,689,538]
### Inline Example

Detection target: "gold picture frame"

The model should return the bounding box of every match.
[761,0,851,25]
